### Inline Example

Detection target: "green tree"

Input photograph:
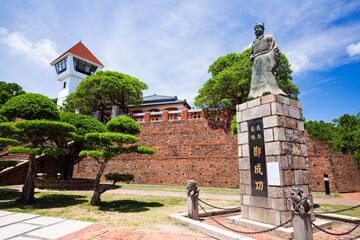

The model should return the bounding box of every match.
[304,120,336,141]
[0,81,25,108]
[0,122,19,149]
[62,71,148,121]
[305,113,360,168]
[56,112,106,179]
[194,48,299,108]
[0,120,76,203]
[79,116,154,206]
[0,94,76,203]
[230,115,238,135]
[0,93,59,121]
[331,113,360,156]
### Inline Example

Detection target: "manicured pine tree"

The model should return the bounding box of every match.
[80,116,154,206]
[0,93,76,203]
[56,112,106,180]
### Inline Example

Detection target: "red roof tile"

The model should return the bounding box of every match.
[50,41,104,67]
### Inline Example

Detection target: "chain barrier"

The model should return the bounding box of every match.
[198,198,241,211]
[314,204,360,215]
[311,221,360,236]
[198,202,293,235]
[313,204,360,236]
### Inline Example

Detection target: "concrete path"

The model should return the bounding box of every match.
[0,210,93,240]
[313,192,360,206]
[107,188,241,201]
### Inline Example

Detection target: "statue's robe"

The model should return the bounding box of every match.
[248,34,286,100]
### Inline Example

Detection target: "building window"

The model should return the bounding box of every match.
[55,59,67,75]
[132,110,143,114]
[164,107,178,111]
[73,57,98,76]
[63,81,66,89]
[147,109,160,112]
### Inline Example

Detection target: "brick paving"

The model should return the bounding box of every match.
[58,190,360,240]
[200,213,360,240]
[58,223,212,240]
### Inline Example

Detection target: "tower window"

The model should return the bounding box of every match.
[73,57,98,76]
[55,59,67,75]
[63,81,66,89]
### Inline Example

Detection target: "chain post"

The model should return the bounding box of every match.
[291,186,313,240]
[186,180,199,220]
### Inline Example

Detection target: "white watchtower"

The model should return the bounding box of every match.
[50,41,104,107]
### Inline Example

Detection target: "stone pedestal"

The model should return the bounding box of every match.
[236,94,312,226]
[293,214,313,240]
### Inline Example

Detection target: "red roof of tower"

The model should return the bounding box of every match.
[50,41,104,67]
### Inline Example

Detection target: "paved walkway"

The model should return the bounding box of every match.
[1,190,359,239]
[313,192,360,206]
[58,224,212,240]
[0,210,93,239]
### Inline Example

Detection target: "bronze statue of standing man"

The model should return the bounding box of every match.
[248,23,286,100]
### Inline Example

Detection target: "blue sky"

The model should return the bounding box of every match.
[0,0,359,122]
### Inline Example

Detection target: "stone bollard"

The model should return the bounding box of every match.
[186,180,199,220]
[291,186,313,240]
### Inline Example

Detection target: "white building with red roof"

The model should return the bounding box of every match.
[50,41,104,107]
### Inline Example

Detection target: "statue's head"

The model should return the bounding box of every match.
[254,23,264,37]
[186,180,198,196]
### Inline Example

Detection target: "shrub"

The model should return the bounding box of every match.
[105,173,134,184]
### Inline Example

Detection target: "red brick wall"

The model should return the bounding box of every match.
[3,118,360,193]
[331,154,360,193]
[307,136,360,193]
[73,119,360,192]
[306,140,332,155]
[0,163,28,185]
[73,119,239,188]
[0,155,65,186]
[308,154,337,193]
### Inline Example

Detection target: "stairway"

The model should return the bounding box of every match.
[0,152,30,185]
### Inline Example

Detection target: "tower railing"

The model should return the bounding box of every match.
[128,108,235,123]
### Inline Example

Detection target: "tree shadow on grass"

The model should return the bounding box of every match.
[0,193,87,210]
[99,200,163,213]
[0,189,21,201]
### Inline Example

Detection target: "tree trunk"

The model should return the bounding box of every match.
[18,155,36,204]
[90,159,108,206]
[62,157,70,180]
[60,142,83,180]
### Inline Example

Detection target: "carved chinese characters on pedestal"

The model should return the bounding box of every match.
[248,119,268,197]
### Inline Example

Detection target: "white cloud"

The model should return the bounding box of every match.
[347,41,360,57]
[0,28,58,67]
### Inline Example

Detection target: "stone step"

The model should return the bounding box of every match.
[227,215,331,239]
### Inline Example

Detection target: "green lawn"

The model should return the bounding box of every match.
[0,187,239,229]
[314,203,360,218]
[312,192,344,198]
[1,186,358,230]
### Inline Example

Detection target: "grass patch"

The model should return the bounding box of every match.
[0,187,239,229]
[312,192,344,198]
[314,203,360,218]
[105,183,240,195]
